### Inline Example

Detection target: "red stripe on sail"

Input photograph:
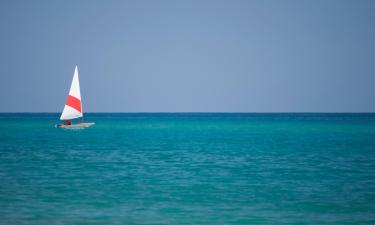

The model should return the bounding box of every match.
[66,95,81,112]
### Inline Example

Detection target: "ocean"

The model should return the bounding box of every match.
[0,113,374,224]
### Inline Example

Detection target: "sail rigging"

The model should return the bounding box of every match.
[60,66,83,120]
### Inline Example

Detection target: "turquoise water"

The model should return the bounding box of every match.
[1,113,375,224]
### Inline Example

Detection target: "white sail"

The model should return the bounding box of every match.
[60,66,83,120]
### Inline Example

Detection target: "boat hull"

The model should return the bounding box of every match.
[56,122,95,128]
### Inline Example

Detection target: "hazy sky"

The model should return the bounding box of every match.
[1,0,374,112]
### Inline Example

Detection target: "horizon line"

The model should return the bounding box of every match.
[1,112,375,114]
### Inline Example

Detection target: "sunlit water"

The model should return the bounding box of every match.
[0,113,375,224]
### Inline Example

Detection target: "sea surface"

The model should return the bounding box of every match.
[0,113,375,225]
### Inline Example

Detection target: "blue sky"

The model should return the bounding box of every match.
[0,0,374,112]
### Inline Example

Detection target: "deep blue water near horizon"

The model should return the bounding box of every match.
[1,113,375,224]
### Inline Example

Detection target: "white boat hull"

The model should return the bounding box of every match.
[56,122,95,128]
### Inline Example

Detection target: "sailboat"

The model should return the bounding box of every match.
[56,66,95,128]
